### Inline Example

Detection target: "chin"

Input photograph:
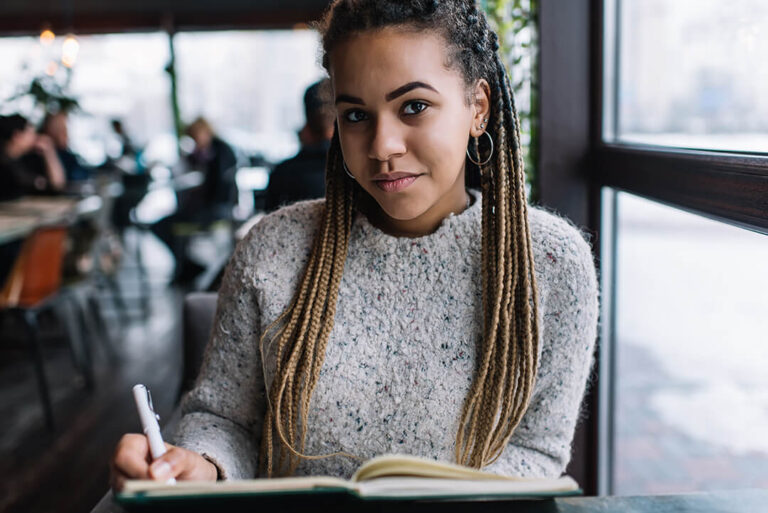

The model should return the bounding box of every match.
[378,201,429,221]
[364,185,435,221]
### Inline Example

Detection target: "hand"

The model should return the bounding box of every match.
[110,434,218,491]
[33,134,56,155]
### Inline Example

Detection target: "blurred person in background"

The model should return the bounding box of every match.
[41,111,92,182]
[151,117,238,284]
[0,113,66,200]
[264,78,334,212]
[0,114,67,286]
[110,118,138,160]
[185,116,238,216]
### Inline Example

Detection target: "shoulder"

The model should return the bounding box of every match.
[528,206,596,274]
[235,199,324,265]
[267,156,296,182]
[527,206,599,311]
[272,152,325,179]
[0,155,16,173]
[213,137,236,156]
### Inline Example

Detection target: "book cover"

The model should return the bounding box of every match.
[116,454,580,509]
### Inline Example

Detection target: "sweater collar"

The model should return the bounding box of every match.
[351,189,482,250]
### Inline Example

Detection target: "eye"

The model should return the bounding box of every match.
[402,101,428,116]
[343,109,368,123]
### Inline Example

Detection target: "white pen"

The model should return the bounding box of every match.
[132,384,176,484]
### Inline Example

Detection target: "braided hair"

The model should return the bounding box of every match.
[260,0,540,476]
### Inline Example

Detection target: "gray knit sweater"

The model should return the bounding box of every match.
[173,191,599,480]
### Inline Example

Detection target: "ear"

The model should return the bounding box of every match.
[470,79,492,138]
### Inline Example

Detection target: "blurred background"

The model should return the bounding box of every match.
[0,0,765,512]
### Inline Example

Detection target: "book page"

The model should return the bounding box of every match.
[353,454,525,482]
[355,476,580,499]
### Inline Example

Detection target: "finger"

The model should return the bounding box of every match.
[149,446,216,482]
[176,452,217,481]
[111,466,142,492]
[111,469,129,492]
[148,447,185,481]
[112,434,151,479]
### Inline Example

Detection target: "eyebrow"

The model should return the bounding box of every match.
[335,81,439,105]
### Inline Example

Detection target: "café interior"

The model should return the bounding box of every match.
[0,1,766,512]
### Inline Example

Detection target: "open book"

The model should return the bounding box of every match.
[117,454,580,505]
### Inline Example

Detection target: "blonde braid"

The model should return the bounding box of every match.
[259,133,361,476]
[455,52,540,468]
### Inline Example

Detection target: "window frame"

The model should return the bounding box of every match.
[594,0,768,234]
[539,0,768,497]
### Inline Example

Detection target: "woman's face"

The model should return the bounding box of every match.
[330,28,490,236]
[43,113,69,149]
[8,124,36,156]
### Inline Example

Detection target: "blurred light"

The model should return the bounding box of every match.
[179,134,196,155]
[235,166,269,191]
[292,23,309,30]
[40,29,55,45]
[134,185,177,224]
[62,34,79,68]
[45,60,58,76]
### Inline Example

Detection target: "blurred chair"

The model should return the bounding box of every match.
[61,185,127,365]
[163,166,238,287]
[180,292,218,397]
[0,226,93,430]
[113,172,152,316]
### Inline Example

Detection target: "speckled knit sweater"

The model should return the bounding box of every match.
[173,190,599,480]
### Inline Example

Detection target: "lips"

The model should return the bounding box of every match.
[372,172,422,193]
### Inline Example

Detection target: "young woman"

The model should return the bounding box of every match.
[111,0,598,488]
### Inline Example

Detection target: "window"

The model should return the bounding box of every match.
[596,0,768,495]
[1,29,326,168]
[1,32,175,166]
[609,191,768,494]
[173,29,326,164]
[615,0,768,153]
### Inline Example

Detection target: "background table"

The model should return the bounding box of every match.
[0,213,40,245]
[0,196,102,244]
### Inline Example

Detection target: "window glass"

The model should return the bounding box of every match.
[173,30,326,164]
[613,191,768,493]
[1,29,325,167]
[616,0,768,152]
[1,32,175,166]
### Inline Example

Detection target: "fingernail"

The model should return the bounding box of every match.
[150,462,171,480]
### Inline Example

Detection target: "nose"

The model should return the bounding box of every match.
[368,115,406,162]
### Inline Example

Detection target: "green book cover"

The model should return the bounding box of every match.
[116,454,581,510]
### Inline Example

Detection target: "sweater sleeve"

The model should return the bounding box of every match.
[172,228,267,480]
[485,220,600,478]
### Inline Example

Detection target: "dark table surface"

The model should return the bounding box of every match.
[92,488,768,513]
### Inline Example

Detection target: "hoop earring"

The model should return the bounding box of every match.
[466,131,494,166]
[343,161,355,180]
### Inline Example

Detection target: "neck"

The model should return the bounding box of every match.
[365,184,471,238]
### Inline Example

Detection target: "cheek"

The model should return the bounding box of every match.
[22,134,36,149]
[413,113,470,178]
[338,130,364,166]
